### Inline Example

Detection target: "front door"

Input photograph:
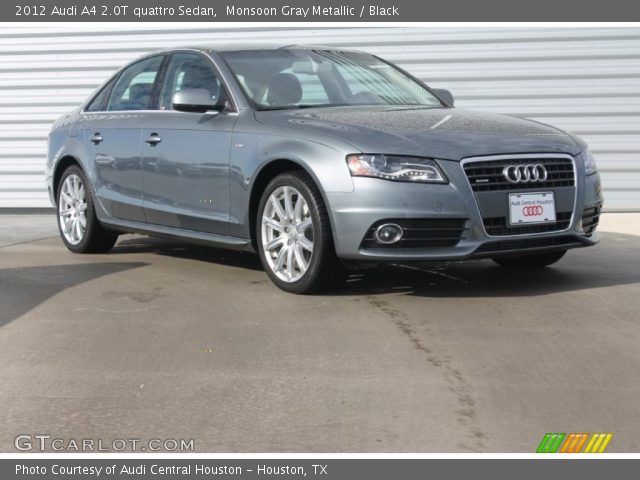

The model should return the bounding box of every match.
[141,52,237,235]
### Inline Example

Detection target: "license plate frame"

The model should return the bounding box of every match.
[508,191,557,226]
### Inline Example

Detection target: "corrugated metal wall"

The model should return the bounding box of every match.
[1,26,638,210]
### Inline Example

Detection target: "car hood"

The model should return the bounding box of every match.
[255,106,582,160]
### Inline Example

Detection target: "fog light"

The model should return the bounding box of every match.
[374,223,403,244]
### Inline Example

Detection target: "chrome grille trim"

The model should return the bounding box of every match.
[460,153,578,238]
[463,157,575,192]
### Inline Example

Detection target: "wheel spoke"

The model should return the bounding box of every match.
[68,217,77,240]
[78,215,87,228]
[274,246,288,272]
[293,194,304,222]
[61,191,73,205]
[286,245,294,279]
[265,235,285,251]
[297,217,312,233]
[71,176,79,198]
[60,208,74,217]
[63,217,73,234]
[294,245,308,271]
[270,196,287,221]
[75,218,83,241]
[283,187,294,220]
[262,216,284,232]
[298,236,314,252]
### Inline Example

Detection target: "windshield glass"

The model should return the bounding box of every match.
[220,49,443,110]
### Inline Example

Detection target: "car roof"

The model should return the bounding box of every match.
[155,44,362,53]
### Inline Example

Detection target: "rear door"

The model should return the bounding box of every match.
[82,55,164,223]
[141,52,237,234]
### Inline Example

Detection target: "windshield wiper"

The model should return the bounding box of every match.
[257,104,349,111]
[257,103,443,111]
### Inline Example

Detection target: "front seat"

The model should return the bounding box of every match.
[128,83,153,110]
[180,62,220,101]
[266,73,303,106]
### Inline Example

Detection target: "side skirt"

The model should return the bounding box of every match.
[100,217,254,252]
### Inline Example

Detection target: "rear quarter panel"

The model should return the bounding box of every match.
[46,109,87,206]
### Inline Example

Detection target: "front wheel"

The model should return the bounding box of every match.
[56,165,118,253]
[256,171,342,294]
[492,250,567,268]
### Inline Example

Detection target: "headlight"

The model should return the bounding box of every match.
[346,154,447,183]
[582,149,598,175]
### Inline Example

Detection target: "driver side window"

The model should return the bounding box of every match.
[107,55,163,111]
[159,53,224,110]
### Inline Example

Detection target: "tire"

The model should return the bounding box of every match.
[56,165,118,253]
[492,249,567,268]
[256,171,343,294]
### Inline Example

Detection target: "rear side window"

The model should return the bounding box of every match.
[107,56,164,111]
[85,77,116,112]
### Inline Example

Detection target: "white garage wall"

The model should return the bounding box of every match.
[0,26,638,210]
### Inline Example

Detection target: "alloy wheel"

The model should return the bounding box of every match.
[261,186,314,283]
[58,174,87,245]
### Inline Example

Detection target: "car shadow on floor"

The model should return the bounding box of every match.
[0,262,148,328]
[110,232,639,298]
[337,232,640,298]
[112,236,264,271]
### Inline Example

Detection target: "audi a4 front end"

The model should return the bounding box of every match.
[45,45,603,293]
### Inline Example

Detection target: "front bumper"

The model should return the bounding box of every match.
[327,155,603,261]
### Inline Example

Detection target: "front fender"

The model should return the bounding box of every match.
[228,131,355,239]
[258,136,354,194]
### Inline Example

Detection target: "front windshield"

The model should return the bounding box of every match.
[220,49,443,110]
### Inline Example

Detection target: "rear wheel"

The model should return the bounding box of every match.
[492,250,567,268]
[56,165,118,253]
[256,171,342,294]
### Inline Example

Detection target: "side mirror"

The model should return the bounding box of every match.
[172,88,222,113]
[433,88,454,107]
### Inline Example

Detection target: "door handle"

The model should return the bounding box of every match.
[90,133,103,144]
[145,133,162,146]
[95,154,115,166]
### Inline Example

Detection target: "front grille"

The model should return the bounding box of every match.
[483,211,572,236]
[361,218,467,249]
[474,235,583,254]
[463,156,575,192]
[582,205,602,236]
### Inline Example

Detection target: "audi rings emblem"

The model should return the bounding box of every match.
[523,205,544,216]
[502,164,548,183]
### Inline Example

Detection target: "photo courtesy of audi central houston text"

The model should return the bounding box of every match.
[46,45,603,293]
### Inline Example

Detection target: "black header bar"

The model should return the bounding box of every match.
[6,0,640,22]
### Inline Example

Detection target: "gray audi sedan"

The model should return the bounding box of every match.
[46,45,603,293]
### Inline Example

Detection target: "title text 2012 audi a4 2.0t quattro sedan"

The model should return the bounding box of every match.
[46,45,603,293]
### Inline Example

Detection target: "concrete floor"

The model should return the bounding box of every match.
[0,213,638,452]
